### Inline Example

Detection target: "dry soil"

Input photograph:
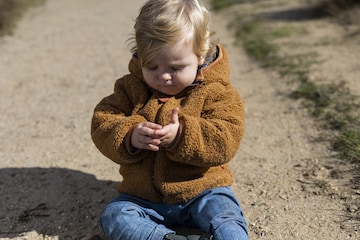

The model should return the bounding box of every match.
[0,0,359,239]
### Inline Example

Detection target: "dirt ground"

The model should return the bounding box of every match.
[0,0,358,239]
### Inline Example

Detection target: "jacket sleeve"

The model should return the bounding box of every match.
[166,83,245,167]
[90,77,151,164]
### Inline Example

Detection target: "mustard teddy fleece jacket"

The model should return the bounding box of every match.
[91,45,245,203]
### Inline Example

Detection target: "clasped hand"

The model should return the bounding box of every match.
[131,108,179,151]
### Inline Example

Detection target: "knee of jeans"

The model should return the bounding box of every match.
[101,202,146,220]
[100,202,145,236]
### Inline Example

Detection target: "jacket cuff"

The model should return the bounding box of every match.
[124,126,142,155]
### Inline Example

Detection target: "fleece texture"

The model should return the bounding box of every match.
[91,45,245,203]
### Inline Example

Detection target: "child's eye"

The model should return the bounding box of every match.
[147,66,157,71]
[172,66,183,71]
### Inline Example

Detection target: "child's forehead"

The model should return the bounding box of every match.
[144,40,198,65]
[160,40,195,57]
[164,37,195,53]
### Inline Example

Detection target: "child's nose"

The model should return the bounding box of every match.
[159,72,172,81]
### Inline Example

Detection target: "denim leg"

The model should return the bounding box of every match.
[187,187,248,240]
[100,194,175,240]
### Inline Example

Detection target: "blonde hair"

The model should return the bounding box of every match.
[129,0,215,66]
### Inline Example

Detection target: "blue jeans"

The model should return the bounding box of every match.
[100,187,248,240]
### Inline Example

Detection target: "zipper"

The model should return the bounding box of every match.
[151,100,166,199]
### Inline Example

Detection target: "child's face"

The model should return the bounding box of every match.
[142,39,201,96]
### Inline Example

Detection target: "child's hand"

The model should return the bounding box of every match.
[131,122,163,151]
[155,108,180,148]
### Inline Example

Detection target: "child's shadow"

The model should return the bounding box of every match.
[0,167,118,239]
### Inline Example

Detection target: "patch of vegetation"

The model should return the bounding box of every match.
[232,17,307,71]
[0,0,44,37]
[211,0,360,210]
[334,130,360,162]
[234,20,278,64]
[211,0,252,11]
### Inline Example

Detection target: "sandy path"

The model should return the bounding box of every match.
[0,0,357,239]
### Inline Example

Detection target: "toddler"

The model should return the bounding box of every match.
[91,0,248,239]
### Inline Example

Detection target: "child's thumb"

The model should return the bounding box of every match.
[170,107,179,123]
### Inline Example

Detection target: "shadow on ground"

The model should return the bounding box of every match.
[0,167,118,239]
[260,6,327,21]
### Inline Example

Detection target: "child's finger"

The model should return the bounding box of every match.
[144,121,163,130]
[170,107,179,124]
